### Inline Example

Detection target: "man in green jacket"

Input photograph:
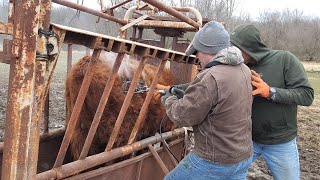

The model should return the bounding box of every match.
[230,24,314,180]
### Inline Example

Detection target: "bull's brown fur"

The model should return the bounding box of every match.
[65,55,174,161]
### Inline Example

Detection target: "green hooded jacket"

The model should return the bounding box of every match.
[230,24,314,144]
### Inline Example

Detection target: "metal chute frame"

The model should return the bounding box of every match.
[0,0,204,179]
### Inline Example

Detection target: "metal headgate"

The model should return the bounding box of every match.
[0,0,205,179]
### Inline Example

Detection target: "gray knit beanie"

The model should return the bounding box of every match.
[186,21,230,55]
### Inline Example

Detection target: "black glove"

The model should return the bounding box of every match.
[160,89,171,104]
[171,83,190,91]
[170,87,185,99]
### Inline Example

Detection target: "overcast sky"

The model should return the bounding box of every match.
[55,0,320,19]
[237,0,320,19]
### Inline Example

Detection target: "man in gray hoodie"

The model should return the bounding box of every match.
[161,21,253,180]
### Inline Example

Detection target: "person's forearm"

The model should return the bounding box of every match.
[272,86,314,106]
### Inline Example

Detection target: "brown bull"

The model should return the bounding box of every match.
[65,52,175,161]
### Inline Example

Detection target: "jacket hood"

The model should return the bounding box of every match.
[209,46,244,66]
[230,24,270,63]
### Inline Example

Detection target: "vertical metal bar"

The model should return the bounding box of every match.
[29,1,53,178]
[53,49,102,168]
[86,47,90,56]
[147,144,169,175]
[160,36,165,48]
[7,0,16,103]
[132,27,137,40]
[127,59,166,145]
[1,0,46,179]
[172,36,178,49]
[170,38,195,84]
[104,56,147,152]
[8,0,14,23]
[138,28,143,40]
[136,160,144,180]
[162,140,178,166]
[66,44,73,124]
[79,52,126,158]
[43,93,49,133]
[67,44,73,73]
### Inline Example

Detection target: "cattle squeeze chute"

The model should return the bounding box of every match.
[0,0,204,179]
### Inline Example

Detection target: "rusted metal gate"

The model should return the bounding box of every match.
[0,0,205,179]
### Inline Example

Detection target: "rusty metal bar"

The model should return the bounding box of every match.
[104,56,148,152]
[55,138,183,180]
[51,23,198,64]
[142,0,200,29]
[119,14,149,39]
[127,58,167,145]
[136,159,144,180]
[136,20,196,31]
[53,48,102,168]
[67,44,73,73]
[79,52,126,158]
[27,1,53,178]
[138,28,143,39]
[160,36,165,48]
[132,27,137,40]
[0,39,12,64]
[44,93,50,133]
[110,0,132,10]
[1,0,49,179]
[122,6,157,20]
[0,127,66,154]
[52,0,127,25]
[162,140,178,166]
[42,6,57,134]
[8,0,14,23]
[37,128,185,180]
[0,22,13,35]
[0,52,8,64]
[120,14,149,32]
[148,144,169,174]
[132,14,208,23]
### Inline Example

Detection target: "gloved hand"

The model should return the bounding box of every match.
[168,82,190,99]
[251,70,270,98]
[170,87,185,99]
[170,83,190,91]
[160,89,171,105]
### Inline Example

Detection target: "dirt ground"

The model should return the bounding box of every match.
[0,58,319,179]
[247,96,320,180]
